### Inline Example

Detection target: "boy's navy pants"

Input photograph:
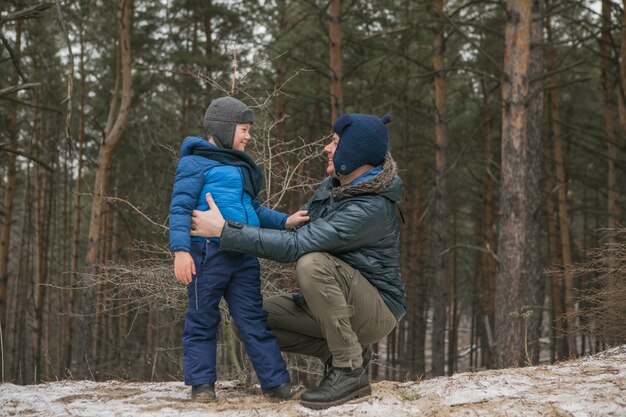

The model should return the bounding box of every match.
[183,241,290,390]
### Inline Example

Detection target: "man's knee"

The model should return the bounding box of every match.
[263,295,282,329]
[263,293,299,329]
[295,252,332,291]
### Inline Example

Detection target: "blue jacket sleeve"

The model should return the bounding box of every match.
[252,198,288,230]
[169,158,205,252]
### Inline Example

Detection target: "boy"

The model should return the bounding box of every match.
[169,97,308,402]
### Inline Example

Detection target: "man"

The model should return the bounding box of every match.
[191,113,405,409]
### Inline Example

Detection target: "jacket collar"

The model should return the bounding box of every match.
[330,153,399,200]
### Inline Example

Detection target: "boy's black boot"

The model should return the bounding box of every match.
[263,382,296,401]
[191,383,216,402]
[300,366,371,410]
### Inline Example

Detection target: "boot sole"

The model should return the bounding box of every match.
[191,394,217,403]
[300,385,372,410]
[191,398,217,404]
[263,392,295,402]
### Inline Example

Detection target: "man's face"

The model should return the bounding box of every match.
[323,133,340,176]
[232,123,252,151]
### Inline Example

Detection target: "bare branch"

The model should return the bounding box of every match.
[0,3,53,25]
[548,228,626,344]
[54,0,74,154]
[0,83,40,97]
[0,32,28,83]
[80,193,169,231]
[0,144,54,171]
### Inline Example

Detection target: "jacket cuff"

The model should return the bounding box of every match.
[170,246,190,253]
[279,213,288,229]
[220,220,243,243]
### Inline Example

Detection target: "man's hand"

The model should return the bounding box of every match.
[174,251,195,284]
[285,210,310,228]
[191,193,226,238]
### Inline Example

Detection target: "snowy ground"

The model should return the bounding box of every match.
[1,345,625,417]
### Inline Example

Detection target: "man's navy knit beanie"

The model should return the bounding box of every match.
[332,113,391,175]
[202,97,254,149]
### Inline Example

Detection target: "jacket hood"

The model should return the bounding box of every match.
[179,136,215,156]
[331,153,403,202]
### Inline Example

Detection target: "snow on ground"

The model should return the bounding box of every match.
[1,345,625,417]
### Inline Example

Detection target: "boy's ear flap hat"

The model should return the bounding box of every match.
[332,113,391,175]
[202,97,254,149]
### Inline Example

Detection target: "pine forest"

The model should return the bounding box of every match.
[0,0,625,387]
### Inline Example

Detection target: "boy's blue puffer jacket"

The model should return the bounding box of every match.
[169,136,287,252]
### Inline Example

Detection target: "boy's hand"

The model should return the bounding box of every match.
[285,210,310,228]
[174,251,195,284]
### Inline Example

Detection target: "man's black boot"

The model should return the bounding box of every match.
[300,366,371,409]
[263,382,296,401]
[191,383,216,402]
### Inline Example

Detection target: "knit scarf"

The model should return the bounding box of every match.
[191,147,264,198]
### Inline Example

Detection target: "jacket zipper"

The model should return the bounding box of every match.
[239,169,248,223]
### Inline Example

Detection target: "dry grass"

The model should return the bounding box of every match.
[570,229,626,344]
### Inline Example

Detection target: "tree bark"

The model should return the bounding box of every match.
[408,145,427,378]
[66,25,87,372]
[618,0,626,138]
[522,0,545,365]
[0,19,22,338]
[447,204,458,375]
[328,0,344,121]
[85,0,133,265]
[495,0,542,368]
[480,80,497,368]
[608,1,622,237]
[543,111,564,361]
[76,0,133,377]
[431,0,448,377]
[33,100,51,381]
[276,0,288,143]
[547,6,577,357]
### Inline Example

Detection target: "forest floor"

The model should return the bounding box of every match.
[1,345,625,417]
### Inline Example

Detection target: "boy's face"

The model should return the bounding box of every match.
[232,123,252,151]
[323,133,340,177]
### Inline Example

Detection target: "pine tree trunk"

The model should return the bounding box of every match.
[544,115,564,361]
[6,155,30,382]
[549,46,577,357]
[431,0,448,377]
[33,111,46,381]
[0,19,22,339]
[85,0,133,266]
[480,80,497,368]
[328,0,344,121]
[203,0,213,92]
[276,0,288,143]
[619,0,626,139]
[66,27,87,372]
[605,0,623,348]
[77,0,133,377]
[447,205,458,375]
[495,0,539,368]
[409,170,427,378]
[522,0,545,365]
[609,0,622,238]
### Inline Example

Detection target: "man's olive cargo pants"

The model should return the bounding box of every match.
[263,252,397,369]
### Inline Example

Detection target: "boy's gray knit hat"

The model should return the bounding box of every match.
[202,97,254,149]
